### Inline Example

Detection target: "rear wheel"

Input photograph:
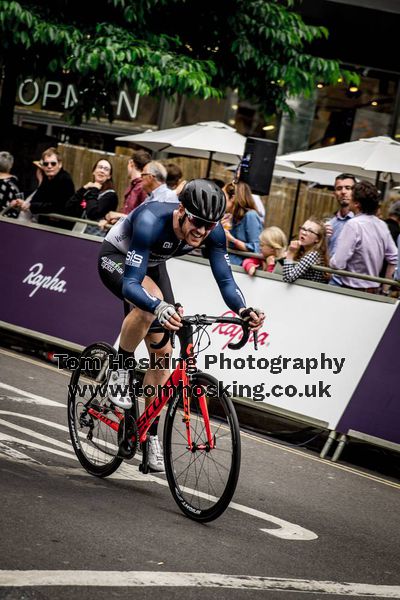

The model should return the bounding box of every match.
[163,372,241,522]
[67,342,123,477]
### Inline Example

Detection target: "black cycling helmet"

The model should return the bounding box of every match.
[179,179,226,222]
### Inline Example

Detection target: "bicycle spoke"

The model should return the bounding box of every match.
[164,373,240,522]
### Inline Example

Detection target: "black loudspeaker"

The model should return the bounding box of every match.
[239,137,278,195]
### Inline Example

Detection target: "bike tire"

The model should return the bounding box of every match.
[67,342,123,477]
[163,372,241,522]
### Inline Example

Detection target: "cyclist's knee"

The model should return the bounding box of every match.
[133,308,154,326]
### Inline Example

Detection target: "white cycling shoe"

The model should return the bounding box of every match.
[148,435,165,472]
[107,369,132,410]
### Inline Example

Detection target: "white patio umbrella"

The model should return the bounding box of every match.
[116,121,247,177]
[278,136,400,184]
[272,166,343,186]
[118,120,300,180]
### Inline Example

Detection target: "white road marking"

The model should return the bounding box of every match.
[0,383,64,407]
[0,414,318,540]
[0,410,69,432]
[0,441,41,464]
[110,461,168,483]
[0,432,73,460]
[0,417,72,452]
[229,502,317,540]
[104,461,317,540]
[0,571,399,596]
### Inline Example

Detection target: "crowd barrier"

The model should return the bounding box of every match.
[1,216,399,461]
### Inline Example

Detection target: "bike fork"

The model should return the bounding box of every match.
[184,385,215,451]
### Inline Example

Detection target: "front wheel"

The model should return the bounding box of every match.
[163,372,241,522]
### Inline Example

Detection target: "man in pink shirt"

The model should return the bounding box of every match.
[330,180,397,294]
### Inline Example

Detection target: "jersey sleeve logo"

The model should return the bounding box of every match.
[126,250,143,267]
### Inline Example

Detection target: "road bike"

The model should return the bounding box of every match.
[67,313,258,522]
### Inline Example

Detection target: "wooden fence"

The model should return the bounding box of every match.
[58,143,396,238]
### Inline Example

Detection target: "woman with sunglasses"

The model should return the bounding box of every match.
[283,216,329,283]
[29,147,75,229]
[66,158,118,235]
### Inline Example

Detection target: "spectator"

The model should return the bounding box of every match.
[27,147,75,229]
[330,181,398,295]
[327,173,356,256]
[140,161,179,203]
[166,163,182,189]
[385,200,400,243]
[0,151,21,217]
[223,180,263,266]
[283,217,328,283]
[123,150,151,213]
[102,149,151,227]
[394,235,400,284]
[66,158,118,236]
[166,162,187,195]
[221,181,235,232]
[243,226,287,276]
[380,200,400,278]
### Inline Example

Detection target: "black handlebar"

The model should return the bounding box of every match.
[150,314,258,351]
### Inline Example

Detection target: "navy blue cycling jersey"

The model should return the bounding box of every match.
[104,200,246,314]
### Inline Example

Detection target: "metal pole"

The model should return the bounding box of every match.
[288,179,301,239]
[331,433,348,462]
[320,430,338,459]
[206,151,214,178]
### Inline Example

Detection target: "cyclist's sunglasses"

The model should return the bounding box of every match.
[42,161,58,167]
[185,209,218,231]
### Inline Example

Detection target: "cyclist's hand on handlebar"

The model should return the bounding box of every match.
[154,301,183,331]
[239,307,265,331]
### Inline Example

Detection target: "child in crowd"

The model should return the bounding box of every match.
[243,226,287,276]
[283,216,328,283]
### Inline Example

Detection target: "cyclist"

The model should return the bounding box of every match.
[98,178,264,471]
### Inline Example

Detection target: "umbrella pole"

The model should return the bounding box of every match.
[375,171,381,186]
[288,179,302,240]
[205,151,214,178]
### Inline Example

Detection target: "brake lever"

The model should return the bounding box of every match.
[253,330,258,351]
[227,321,250,350]
[170,331,176,349]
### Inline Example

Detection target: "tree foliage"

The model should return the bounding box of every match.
[0,0,357,126]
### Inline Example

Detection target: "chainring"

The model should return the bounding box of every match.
[117,414,139,459]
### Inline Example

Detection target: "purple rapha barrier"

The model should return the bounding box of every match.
[1,220,122,347]
[336,305,400,444]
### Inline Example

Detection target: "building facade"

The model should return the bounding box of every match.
[7,1,400,159]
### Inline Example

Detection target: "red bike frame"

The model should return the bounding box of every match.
[87,360,214,449]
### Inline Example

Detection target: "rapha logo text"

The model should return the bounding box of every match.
[22,262,67,297]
